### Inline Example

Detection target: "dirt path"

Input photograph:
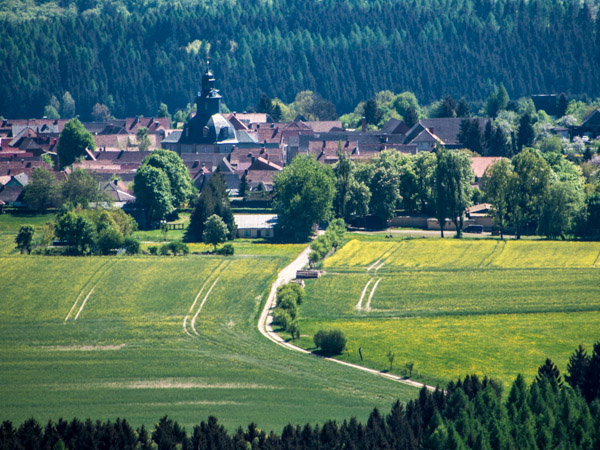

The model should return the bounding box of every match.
[258,240,438,392]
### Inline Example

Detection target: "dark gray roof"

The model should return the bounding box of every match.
[162,130,182,144]
[0,185,24,203]
[404,118,491,146]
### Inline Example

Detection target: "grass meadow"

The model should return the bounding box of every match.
[296,237,600,387]
[0,250,418,432]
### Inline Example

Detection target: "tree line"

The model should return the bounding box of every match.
[274,144,600,240]
[2,0,600,119]
[2,342,599,449]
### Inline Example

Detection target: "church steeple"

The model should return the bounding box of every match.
[196,67,222,115]
[201,69,216,94]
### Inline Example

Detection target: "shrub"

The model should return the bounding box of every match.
[96,226,124,255]
[272,309,292,330]
[287,320,300,340]
[313,329,347,355]
[216,243,234,255]
[277,283,305,305]
[123,236,141,255]
[159,243,171,255]
[168,240,189,255]
[148,246,158,255]
[277,297,297,319]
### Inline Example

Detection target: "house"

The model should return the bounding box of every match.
[570,109,600,139]
[471,156,502,185]
[100,179,136,205]
[403,118,491,149]
[234,214,277,239]
[531,95,558,116]
[0,185,25,207]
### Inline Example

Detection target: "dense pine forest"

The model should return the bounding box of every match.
[1,0,600,120]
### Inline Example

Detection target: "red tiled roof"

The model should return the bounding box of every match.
[471,157,502,179]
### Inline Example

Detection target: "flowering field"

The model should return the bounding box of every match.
[324,238,600,269]
[300,237,600,387]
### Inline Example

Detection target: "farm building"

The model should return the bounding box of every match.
[234,214,277,239]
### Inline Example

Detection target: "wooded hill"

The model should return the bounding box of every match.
[1,0,599,120]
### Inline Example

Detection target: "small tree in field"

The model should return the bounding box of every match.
[406,362,415,378]
[15,225,35,254]
[386,350,395,371]
[203,214,228,251]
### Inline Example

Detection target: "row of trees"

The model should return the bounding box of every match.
[274,142,599,240]
[2,343,599,449]
[23,167,105,211]
[481,148,597,239]
[15,207,139,255]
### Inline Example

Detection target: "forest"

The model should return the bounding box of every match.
[1,343,599,449]
[1,0,600,120]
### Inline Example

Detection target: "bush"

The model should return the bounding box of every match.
[216,243,234,255]
[123,236,141,255]
[159,243,171,255]
[96,226,123,255]
[277,297,297,319]
[313,329,347,355]
[168,240,189,255]
[277,283,304,305]
[286,283,305,304]
[272,309,292,330]
[148,246,158,255]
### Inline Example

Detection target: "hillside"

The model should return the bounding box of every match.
[1,0,599,119]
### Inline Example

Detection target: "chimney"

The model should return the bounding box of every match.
[251,156,255,164]
[361,117,366,133]
[322,140,326,148]
[113,179,118,185]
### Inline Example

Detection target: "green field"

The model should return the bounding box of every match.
[296,238,600,387]
[0,250,419,431]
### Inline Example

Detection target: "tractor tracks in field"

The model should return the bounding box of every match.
[183,260,232,338]
[258,242,437,393]
[356,257,384,312]
[65,260,115,322]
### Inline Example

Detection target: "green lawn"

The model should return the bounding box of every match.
[0,251,419,432]
[294,237,600,388]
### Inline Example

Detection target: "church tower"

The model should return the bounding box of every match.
[196,69,221,116]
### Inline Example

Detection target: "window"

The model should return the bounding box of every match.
[264,230,270,237]
[244,230,251,237]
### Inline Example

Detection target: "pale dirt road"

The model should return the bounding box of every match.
[257,239,438,392]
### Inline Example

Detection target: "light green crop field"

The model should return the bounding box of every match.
[0,250,418,432]
[296,238,600,387]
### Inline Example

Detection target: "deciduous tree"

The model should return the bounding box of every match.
[203,214,228,251]
[481,158,512,238]
[133,165,173,226]
[274,155,334,241]
[23,167,62,210]
[15,225,35,254]
[56,118,95,168]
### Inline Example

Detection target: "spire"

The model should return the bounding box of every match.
[201,67,216,95]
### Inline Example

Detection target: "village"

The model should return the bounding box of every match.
[3,69,598,236]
